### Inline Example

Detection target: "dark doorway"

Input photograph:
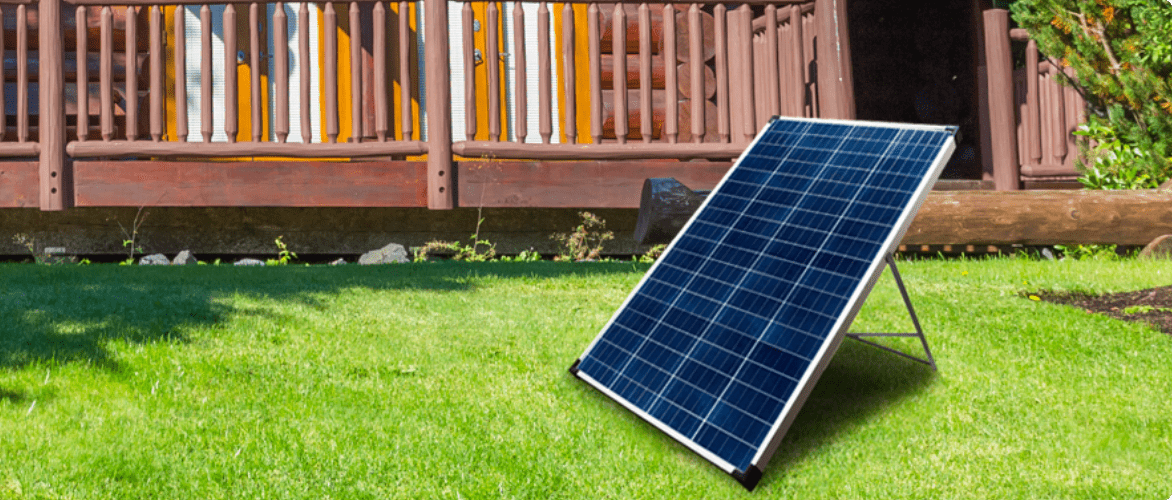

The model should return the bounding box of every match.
[847,0,983,180]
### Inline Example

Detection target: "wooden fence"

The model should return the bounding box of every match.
[981,8,1085,191]
[0,0,855,211]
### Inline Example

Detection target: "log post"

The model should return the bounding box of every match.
[983,9,1020,191]
[426,0,454,209]
[39,0,67,210]
[814,0,854,119]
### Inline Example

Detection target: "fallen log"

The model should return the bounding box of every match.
[635,178,1172,246]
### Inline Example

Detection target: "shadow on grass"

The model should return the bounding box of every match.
[0,261,646,372]
[758,338,937,487]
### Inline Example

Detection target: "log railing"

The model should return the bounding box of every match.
[981,8,1085,191]
[3,0,854,211]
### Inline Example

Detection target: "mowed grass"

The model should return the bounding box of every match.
[0,258,1168,499]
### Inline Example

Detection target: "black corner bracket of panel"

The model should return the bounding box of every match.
[732,465,763,491]
[568,358,582,377]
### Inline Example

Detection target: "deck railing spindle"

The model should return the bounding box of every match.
[612,4,626,144]
[274,3,289,142]
[324,2,338,143]
[151,6,164,141]
[101,5,114,141]
[125,6,137,141]
[349,1,362,142]
[76,5,88,141]
[587,3,601,144]
[662,4,676,143]
[513,1,526,143]
[638,3,651,143]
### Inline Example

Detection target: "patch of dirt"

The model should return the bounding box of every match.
[1032,286,1172,335]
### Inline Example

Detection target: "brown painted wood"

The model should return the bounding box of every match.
[223,5,238,142]
[174,4,187,142]
[398,0,412,142]
[373,0,386,141]
[1024,39,1040,164]
[200,4,212,142]
[456,160,732,208]
[674,5,713,63]
[662,4,677,143]
[713,4,729,143]
[562,2,576,143]
[612,4,628,144]
[904,190,1172,246]
[588,3,602,144]
[37,0,65,209]
[598,89,715,142]
[787,4,804,117]
[0,143,39,156]
[0,161,39,208]
[736,5,754,140]
[487,2,501,141]
[124,6,138,141]
[537,1,551,143]
[16,4,28,142]
[150,5,163,141]
[0,6,4,141]
[598,3,661,55]
[424,0,453,208]
[101,5,114,141]
[349,1,362,142]
[251,2,263,142]
[762,4,779,118]
[74,5,87,141]
[67,140,428,158]
[513,1,526,143]
[73,161,429,207]
[273,3,288,143]
[452,141,744,160]
[461,2,475,141]
[324,2,338,143]
[688,4,702,143]
[299,2,311,143]
[983,9,1019,190]
[638,3,651,143]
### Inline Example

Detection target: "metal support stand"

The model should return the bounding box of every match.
[845,254,937,370]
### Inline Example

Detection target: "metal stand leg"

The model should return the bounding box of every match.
[845,254,937,370]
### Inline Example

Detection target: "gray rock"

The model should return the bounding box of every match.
[139,253,171,265]
[329,258,347,266]
[1040,247,1055,261]
[359,243,409,265]
[234,258,266,266]
[172,250,198,265]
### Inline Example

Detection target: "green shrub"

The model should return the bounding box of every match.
[1011,0,1172,186]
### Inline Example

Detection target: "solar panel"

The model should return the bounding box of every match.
[570,117,957,490]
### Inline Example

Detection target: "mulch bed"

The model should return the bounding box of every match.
[1032,286,1172,335]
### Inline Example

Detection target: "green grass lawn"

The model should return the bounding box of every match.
[0,259,1168,499]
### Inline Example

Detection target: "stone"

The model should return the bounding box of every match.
[234,258,266,266]
[139,253,171,265]
[358,243,409,265]
[1139,235,1172,259]
[172,250,198,265]
[329,258,347,266]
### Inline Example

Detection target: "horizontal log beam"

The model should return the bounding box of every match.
[458,160,731,208]
[73,161,428,207]
[67,140,428,159]
[453,141,745,160]
[905,189,1172,246]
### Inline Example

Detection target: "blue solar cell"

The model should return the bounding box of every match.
[572,117,955,489]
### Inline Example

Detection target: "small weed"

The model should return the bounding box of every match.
[266,235,298,266]
[415,217,497,262]
[636,244,666,263]
[551,212,614,262]
[1122,305,1172,315]
[115,207,150,265]
[11,233,43,264]
[1054,244,1119,261]
[500,248,543,262]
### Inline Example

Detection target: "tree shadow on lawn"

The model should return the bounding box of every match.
[758,338,936,487]
[0,262,644,374]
